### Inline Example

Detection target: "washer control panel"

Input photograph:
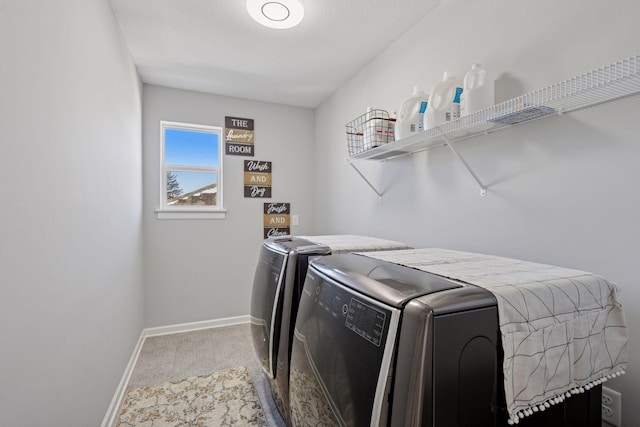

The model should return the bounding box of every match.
[345,298,386,347]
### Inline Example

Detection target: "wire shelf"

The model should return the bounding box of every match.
[348,55,640,161]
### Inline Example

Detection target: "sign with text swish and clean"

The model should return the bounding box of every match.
[263,202,290,238]
[244,160,272,198]
[225,116,254,156]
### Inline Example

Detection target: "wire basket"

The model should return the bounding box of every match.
[346,109,395,156]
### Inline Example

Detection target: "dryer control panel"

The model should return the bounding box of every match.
[346,298,386,347]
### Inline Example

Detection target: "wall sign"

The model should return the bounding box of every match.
[264,202,290,238]
[244,160,272,198]
[225,116,255,156]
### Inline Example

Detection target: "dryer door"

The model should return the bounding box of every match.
[250,244,288,378]
[289,266,400,427]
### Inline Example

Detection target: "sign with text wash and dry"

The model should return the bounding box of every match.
[264,202,290,238]
[244,160,272,198]
[225,116,255,156]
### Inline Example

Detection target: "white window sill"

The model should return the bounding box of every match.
[155,208,227,220]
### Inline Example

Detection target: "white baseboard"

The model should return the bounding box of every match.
[144,314,250,337]
[101,315,250,427]
[101,330,146,427]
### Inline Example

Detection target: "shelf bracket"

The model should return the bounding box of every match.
[348,161,384,197]
[440,132,487,196]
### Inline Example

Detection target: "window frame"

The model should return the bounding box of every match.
[156,120,226,220]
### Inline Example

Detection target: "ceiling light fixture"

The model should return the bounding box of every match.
[247,0,304,29]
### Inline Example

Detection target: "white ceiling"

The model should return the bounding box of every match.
[108,0,440,108]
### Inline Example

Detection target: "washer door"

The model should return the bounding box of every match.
[250,244,288,378]
[289,266,399,427]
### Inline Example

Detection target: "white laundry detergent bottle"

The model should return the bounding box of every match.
[460,63,494,116]
[451,87,463,121]
[394,86,428,140]
[424,72,459,130]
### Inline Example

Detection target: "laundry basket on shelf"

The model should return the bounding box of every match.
[346,109,395,156]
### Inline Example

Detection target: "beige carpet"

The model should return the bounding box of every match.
[116,366,267,426]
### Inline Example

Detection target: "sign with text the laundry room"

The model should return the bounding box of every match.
[225,116,254,156]
[263,202,290,238]
[244,160,272,198]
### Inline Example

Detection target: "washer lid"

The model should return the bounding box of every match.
[263,236,332,255]
[309,253,463,308]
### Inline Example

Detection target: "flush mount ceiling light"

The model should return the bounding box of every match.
[247,0,304,29]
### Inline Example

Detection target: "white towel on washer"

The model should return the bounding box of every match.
[298,234,410,253]
[360,248,628,424]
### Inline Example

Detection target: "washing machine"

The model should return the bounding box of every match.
[289,253,602,427]
[249,235,410,424]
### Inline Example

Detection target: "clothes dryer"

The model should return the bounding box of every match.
[289,253,603,427]
[250,235,410,424]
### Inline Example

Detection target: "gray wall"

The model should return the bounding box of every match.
[2,0,637,425]
[314,0,639,424]
[142,85,315,327]
[0,1,143,426]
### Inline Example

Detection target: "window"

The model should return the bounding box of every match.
[158,121,225,219]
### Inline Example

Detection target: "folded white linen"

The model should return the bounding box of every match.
[359,248,628,424]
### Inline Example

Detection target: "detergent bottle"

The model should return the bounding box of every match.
[460,63,494,116]
[394,86,429,140]
[424,72,459,130]
[450,87,463,121]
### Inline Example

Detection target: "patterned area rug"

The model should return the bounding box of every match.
[289,367,337,426]
[116,366,267,426]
